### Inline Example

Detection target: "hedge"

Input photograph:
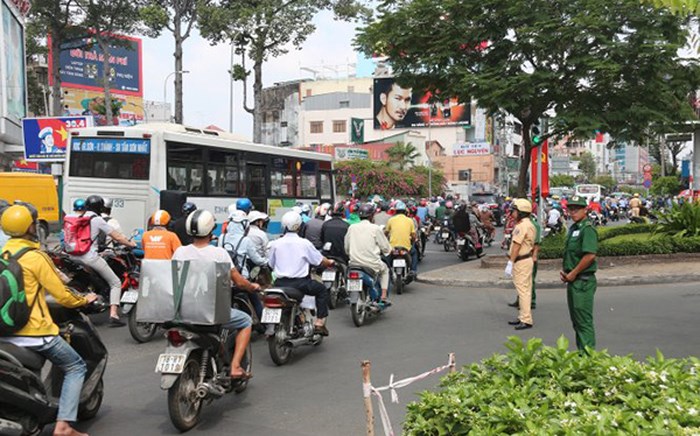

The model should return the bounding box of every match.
[403,337,700,435]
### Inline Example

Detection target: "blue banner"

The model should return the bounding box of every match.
[682,160,690,178]
[71,138,150,154]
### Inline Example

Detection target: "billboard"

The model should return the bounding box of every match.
[2,1,26,122]
[48,33,143,96]
[22,116,92,161]
[61,88,144,126]
[453,142,490,156]
[373,78,470,130]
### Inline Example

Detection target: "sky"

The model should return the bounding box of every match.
[141,12,362,139]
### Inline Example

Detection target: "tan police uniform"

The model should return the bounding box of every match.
[629,197,641,217]
[509,218,536,325]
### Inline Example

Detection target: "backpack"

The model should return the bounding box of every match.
[0,248,38,335]
[63,214,96,256]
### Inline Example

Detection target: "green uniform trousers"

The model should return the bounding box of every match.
[532,261,537,304]
[566,275,596,352]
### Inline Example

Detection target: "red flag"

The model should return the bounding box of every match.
[36,118,69,150]
[530,140,549,199]
[595,131,605,143]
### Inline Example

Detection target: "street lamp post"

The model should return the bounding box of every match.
[163,70,190,122]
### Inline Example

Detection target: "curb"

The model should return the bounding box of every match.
[417,273,700,289]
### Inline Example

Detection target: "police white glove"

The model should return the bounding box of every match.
[504,261,513,278]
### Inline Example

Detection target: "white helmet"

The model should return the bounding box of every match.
[301,204,311,215]
[318,202,331,217]
[248,210,269,225]
[281,211,302,233]
[291,206,302,215]
[103,197,113,209]
[227,203,237,216]
[186,209,216,237]
[229,209,247,224]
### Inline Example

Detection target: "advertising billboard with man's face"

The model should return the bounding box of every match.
[373,78,471,130]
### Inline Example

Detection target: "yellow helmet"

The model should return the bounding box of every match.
[1,204,35,237]
[512,198,533,214]
[505,196,512,201]
[634,193,640,197]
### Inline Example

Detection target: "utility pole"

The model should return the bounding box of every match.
[660,135,666,177]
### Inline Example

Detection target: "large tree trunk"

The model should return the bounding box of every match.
[252,60,263,143]
[174,17,184,124]
[99,38,113,126]
[50,32,63,116]
[516,122,532,197]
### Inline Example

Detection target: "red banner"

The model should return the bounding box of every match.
[530,140,549,199]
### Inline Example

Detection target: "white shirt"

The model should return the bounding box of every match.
[172,244,234,270]
[269,233,323,278]
[67,211,114,260]
[547,209,562,226]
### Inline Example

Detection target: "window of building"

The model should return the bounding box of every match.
[305,89,312,97]
[339,100,349,108]
[280,121,288,127]
[310,121,323,134]
[332,120,346,133]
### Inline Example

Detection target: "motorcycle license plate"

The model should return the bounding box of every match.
[261,308,282,324]
[321,270,336,281]
[393,259,406,268]
[434,226,441,231]
[120,290,139,304]
[155,354,186,374]
[442,233,449,238]
[457,239,466,246]
[348,279,363,292]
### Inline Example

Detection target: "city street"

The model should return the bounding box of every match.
[58,241,700,436]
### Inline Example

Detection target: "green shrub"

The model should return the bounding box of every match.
[656,202,700,238]
[597,223,654,241]
[404,337,700,435]
[538,224,661,259]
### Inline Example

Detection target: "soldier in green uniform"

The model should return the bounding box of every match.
[560,195,598,352]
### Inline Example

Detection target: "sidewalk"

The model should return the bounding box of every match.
[418,255,700,289]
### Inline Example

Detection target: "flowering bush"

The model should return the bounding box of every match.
[404,336,700,435]
[334,160,445,198]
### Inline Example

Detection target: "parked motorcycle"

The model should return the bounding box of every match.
[389,247,412,295]
[262,288,323,366]
[320,257,348,310]
[346,267,386,327]
[157,322,252,432]
[0,296,108,436]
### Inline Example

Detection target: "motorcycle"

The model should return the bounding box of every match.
[419,223,430,257]
[442,228,456,252]
[157,322,252,432]
[320,256,348,310]
[0,296,108,436]
[435,218,451,244]
[432,220,443,244]
[389,247,412,295]
[262,288,323,366]
[346,267,386,327]
[588,211,605,227]
[456,231,483,261]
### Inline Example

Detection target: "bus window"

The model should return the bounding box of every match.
[69,151,149,180]
[298,172,317,198]
[247,164,266,197]
[208,150,240,195]
[271,158,293,197]
[320,172,332,199]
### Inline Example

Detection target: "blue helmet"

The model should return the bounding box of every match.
[73,199,87,211]
[394,200,407,212]
[236,198,253,213]
[182,202,197,216]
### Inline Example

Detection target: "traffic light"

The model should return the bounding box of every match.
[531,118,543,146]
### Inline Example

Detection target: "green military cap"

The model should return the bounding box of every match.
[568,195,588,208]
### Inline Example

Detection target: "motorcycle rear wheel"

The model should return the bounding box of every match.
[268,315,293,366]
[128,305,158,343]
[168,355,203,432]
[394,276,404,295]
[328,284,339,310]
[351,293,367,327]
[78,379,103,421]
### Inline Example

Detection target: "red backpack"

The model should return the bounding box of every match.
[63,215,96,256]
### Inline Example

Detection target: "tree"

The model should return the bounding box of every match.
[550,174,575,187]
[593,175,617,192]
[198,0,370,142]
[79,0,144,125]
[648,0,700,15]
[141,0,204,124]
[650,175,681,195]
[579,152,597,182]
[28,0,84,116]
[386,141,420,170]
[356,0,700,196]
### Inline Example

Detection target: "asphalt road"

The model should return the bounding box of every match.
[45,232,699,436]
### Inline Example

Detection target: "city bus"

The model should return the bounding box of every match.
[574,184,606,203]
[63,123,335,235]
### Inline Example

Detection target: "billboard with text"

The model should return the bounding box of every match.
[373,78,471,130]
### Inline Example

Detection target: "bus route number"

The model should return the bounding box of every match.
[112,199,125,208]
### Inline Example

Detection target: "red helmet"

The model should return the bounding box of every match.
[419,198,427,207]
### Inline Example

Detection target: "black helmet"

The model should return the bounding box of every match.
[379,201,390,212]
[358,203,375,219]
[86,195,104,213]
[182,202,197,216]
[331,202,345,217]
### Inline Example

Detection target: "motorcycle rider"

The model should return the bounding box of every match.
[99,197,121,247]
[452,202,471,239]
[0,204,98,436]
[385,201,418,278]
[321,202,351,263]
[66,196,136,326]
[373,202,392,227]
[345,203,393,305]
[416,198,429,223]
[547,204,563,233]
[142,210,181,259]
[300,203,329,249]
[171,209,259,380]
[300,203,312,224]
[246,210,270,264]
[478,205,496,241]
[171,202,197,246]
[269,211,334,336]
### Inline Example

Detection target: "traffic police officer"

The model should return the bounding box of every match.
[560,195,598,352]
[504,199,536,330]
[508,204,541,310]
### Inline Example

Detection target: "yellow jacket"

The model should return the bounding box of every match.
[2,238,87,336]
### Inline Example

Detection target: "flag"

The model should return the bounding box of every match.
[530,140,549,199]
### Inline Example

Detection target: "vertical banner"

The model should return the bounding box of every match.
[350,118,365,144]
[530,140,549,198]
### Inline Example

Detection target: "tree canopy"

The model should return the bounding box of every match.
[579,152,597,182]
[356,0,700,196]
[386,141,420,170]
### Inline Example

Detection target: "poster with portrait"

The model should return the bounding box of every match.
[373,78,471,130]
[22,116,93,161]
[3,1,26,122]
